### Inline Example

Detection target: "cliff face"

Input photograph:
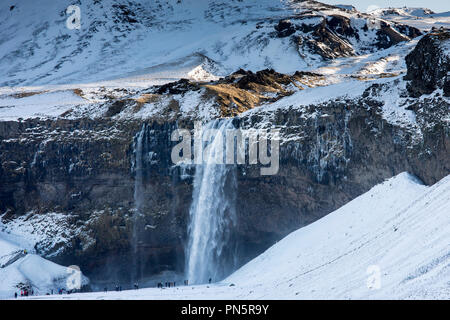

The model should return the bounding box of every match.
[0,119,189,280]
[1,78,448,283]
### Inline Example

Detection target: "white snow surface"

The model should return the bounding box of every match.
[369,7,450,30]
[0,212,90,299]
[0,90,88,120]
[0,0,307,86]
[22,172,450,300]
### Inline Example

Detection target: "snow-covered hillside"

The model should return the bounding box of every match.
[0,0,432,87]
[2,1,449,124]
[22,172,449,300]
[0,235,89,299]
[0,0,310,86]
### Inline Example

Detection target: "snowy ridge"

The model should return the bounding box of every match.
[0,212,84,258]
[0,211,91,299]
[23,172,450,300]
[225,173,449,299]
[369,7,450,30]
[370,7,436,17]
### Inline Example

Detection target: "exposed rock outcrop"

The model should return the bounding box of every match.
[404,30,450,97]
[274,19,296,38]
[304,15,356,59]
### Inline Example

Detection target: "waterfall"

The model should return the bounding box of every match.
[132,124,146,283]
[185,119,238,284]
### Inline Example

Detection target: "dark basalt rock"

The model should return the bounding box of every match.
[393,24,422,39]
[235,69,292,89]
[272,12,419,60]
[293,70,322,77]
[404,30,450,97]
[155,78,201,95]
[105,100,131,117]
[306,17,355,60]
[275,19,296,38]
[376,21,411,49]
[327,15,359,39]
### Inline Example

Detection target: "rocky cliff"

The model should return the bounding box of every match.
[404,30,450,97]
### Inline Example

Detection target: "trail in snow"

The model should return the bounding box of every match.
[22,172,449,300]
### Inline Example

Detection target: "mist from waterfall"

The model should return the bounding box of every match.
[185,119,238,284]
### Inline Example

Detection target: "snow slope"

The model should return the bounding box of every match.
[23,172,450,299]
[0,90,89,121]
[0,236,89,299]
[0,0,303,86]
[0,0,431,87]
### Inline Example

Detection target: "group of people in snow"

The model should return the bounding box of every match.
[14,288,33,298]
[13,276,216,298]
[156,278,212,288]
[104,282,138,292]
[157,281,178,288]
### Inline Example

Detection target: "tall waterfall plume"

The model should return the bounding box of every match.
[185,119,238,284]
